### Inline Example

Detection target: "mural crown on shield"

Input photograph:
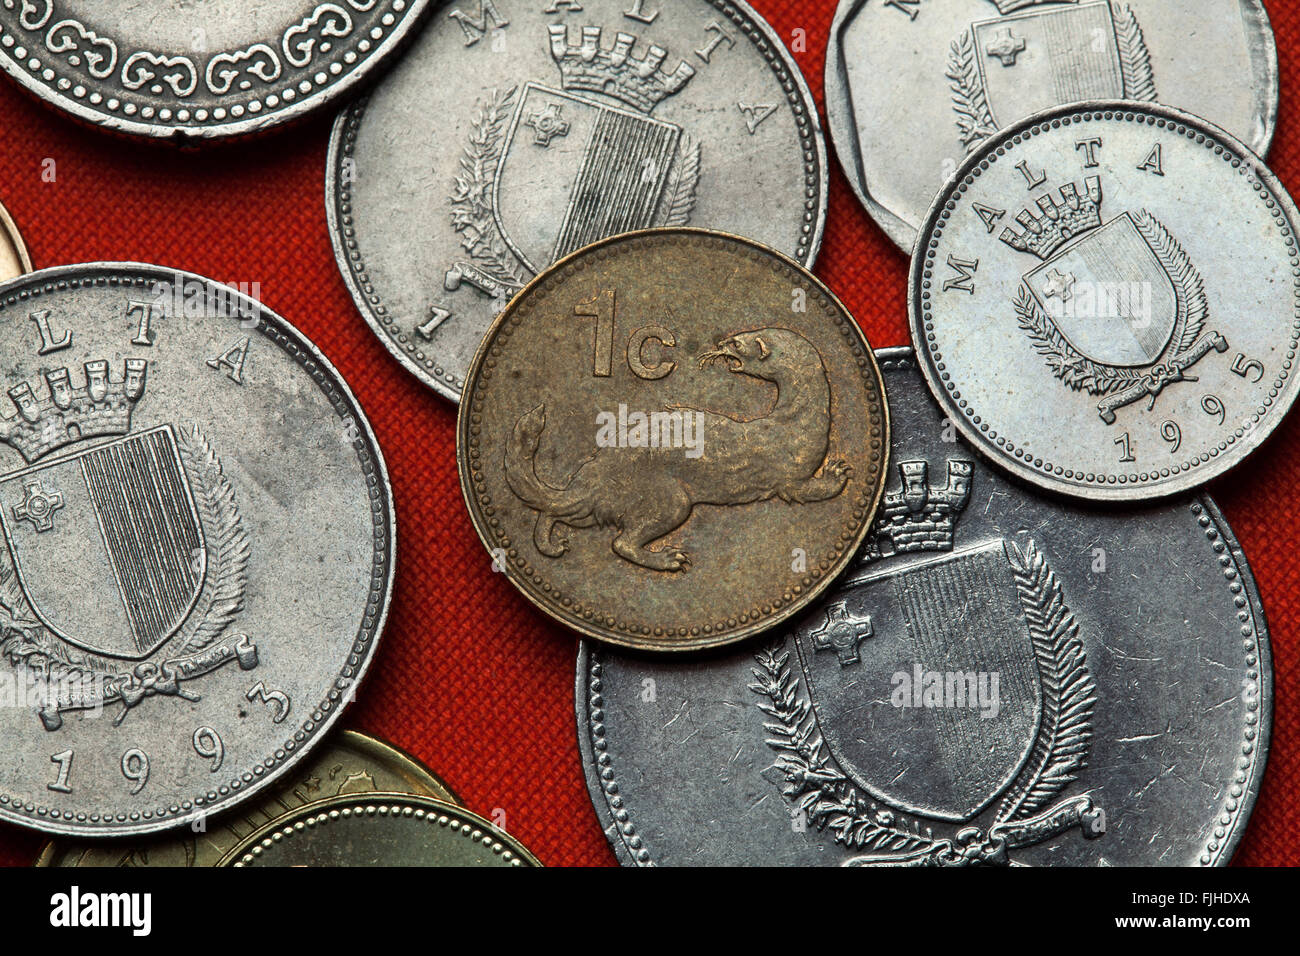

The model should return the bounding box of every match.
[999,176,1104,259]
[547,24,696,114]
[0,359,147,463]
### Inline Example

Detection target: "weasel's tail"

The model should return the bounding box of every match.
[504,404,584,515]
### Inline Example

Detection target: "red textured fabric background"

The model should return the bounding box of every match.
[0,0,1293,868]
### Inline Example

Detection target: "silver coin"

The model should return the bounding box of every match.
[0,1,434,140]
[826,0,1278,251]
[910,101,1300,502]
[0,263,393,837]
[327,0,827,401]
[577,347,1271,866]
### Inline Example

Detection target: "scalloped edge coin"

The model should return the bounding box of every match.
[0,1,434,141]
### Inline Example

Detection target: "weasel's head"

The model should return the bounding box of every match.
[697,328,818,381]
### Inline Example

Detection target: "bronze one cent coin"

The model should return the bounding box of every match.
[458,229,889,652]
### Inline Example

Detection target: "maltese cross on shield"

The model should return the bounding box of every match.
[492,82,683,273]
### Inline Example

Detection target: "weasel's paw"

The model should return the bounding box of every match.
[827,459,853,479]
[536,538,569,559]
[647,549,691,573]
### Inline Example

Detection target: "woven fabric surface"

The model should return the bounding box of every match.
[0,0,1292,867]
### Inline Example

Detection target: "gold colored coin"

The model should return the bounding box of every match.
[458,228,889,652]
[219,794,542,868]
[0,198,31,282]
[34,731,458,867]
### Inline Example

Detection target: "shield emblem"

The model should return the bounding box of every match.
[492,82,682,273]
[793,541,1042,822]
[0,424,207,660]
[973,1,1124,127]
[1025,213,1177,367]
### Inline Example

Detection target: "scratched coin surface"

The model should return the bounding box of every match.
[328,0,827,402]
[33,731,455,865]
[0,198,31,282]
[458,229,888,652]
[910,101,1300,502]
[0,263,394,837]
[826,0,1278,250]
[0,1,433,140]
[578,347,1271,866]
[221,793,542,866]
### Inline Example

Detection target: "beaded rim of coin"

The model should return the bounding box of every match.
[577,345,1273,867]
[31,730,462,866]
[824,0,1280,252]
[0,262,395,837]
[457,227,889,652]
[30,730,461,866]
[908,100,1300,502]
[221,793,543,867]
[0,1,434,141]
[325,0,830,403]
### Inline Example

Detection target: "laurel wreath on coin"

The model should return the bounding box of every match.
[997,543,1096,821]
[1014,210,1208,396]
[751,542,1097,865]
[451,85,701,290]
[174,424,250,657]
[656,133,701,228]
[451,86,530,292]
[945,30,998,152]
[1113,3,1157,102]
[946,3,1155,152]
[0,425,249,725]
[750,645,937,855]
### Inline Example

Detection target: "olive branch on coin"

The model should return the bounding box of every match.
[750,647,935,856]
[944,30,997,152]
[175,425,249,658]
[1114,3,1156,102]
[450,86,529,291]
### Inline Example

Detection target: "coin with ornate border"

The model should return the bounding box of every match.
[33,731,456,866]
[909,101,1300,502]
[825,0,1279,250]
[328,0,827,402]
[0,198,31,282]
[578,347,1271,866]
[0,1,433,140]
[0,263,394,837]
[220,793,542,866]
[458,228,888,652]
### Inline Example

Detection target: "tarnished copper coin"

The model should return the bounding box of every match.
[458,229,889,652]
